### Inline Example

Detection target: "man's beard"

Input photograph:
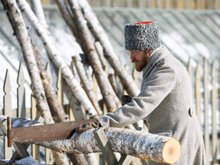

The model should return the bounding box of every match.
[135,60,147,72]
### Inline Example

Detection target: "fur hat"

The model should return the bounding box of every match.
[124,21,160,50]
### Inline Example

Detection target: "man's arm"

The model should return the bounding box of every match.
[97,64,176,128]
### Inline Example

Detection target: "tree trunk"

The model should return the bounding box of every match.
[79,0,139,97]
[16,0,97,117]
[1,1,68,164]
[33,44,68,123]
[72,55,102,115]
[60,0,121,112]
[63,81,99,165]
[1,0,53,124]
[37,128,180,164]
[30,0,48,30]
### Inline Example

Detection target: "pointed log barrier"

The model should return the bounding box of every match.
[16,0,97,117]
[79,0,139,97]
[36,128,180,164]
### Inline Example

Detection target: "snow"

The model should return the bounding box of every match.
[15,156,43,165]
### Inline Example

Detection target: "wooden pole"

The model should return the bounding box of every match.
[66,0,121,112]
[79,0,139,97]
[1,1,67,164]
[72,55,102,115]
[1,0,53,124]
[37,128,181,164]
[16,0,97,116]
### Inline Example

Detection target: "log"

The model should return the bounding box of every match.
[71,0,121,110]
[1,0,53,124]
[16,0,97,117]
[72,55,102,115]
[1,1,67,164]
[36,128,180,164]
[79,0,139,97]
[60,0,121,112]
[33,44,68,123]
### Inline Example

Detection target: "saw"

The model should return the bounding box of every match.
[7,117,96,147]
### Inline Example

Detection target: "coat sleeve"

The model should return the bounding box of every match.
[97,64,176,128]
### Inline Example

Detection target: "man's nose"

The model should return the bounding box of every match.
[130,55,134,62]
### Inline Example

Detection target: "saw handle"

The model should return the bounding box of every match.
[7,116,12,147]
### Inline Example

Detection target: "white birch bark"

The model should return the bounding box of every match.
[63,81,99,165]
[72,55,102,115]
[16,0,97,116]
[1,1,69,164]
[33,44,68,122]
[36,128,180,164]
[67,0,121,112]
[79,0,139,97]
[1,0,53,124]
[30,0,48,30]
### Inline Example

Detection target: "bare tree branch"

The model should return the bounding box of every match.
[16,0,97,117]
[79,0,139,97]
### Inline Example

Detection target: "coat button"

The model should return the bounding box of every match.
[188,108,194,117]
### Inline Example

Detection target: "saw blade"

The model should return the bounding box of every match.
[9,119,95,143]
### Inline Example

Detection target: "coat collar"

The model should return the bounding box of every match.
[142,46,170,78]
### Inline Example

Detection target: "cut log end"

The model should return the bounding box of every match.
[162,138,181,164]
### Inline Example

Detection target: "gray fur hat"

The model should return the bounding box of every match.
[124,21,160,50]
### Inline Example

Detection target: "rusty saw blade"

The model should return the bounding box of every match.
[8,119,96,144]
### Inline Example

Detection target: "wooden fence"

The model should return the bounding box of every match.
[42,0,220,9]
[0,58,219,164]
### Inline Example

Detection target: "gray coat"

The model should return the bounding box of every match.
[98,46,206,165]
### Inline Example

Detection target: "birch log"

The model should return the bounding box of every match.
[36,128,180,164]
[72,55,102,115]
[33,44,68,122]
[62,81,99,165]
[30,0,68,123]
[30,0,48,30]
[79,0,139,97]
[1,1,67,164]
[1,0,53,124]
[66,0,121,112]
[16,0,97,117]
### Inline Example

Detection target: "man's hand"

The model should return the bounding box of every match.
[122,95,132,105]
[74,119,101,134]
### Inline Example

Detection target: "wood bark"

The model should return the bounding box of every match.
[33,44,68,122]
[95,41,109,73]
[63,82,99,165]
[29,2,71,162]
[95,41,124,99]
[1,1,67,164]
[30,0,48,30]
[29,0,68,123]
[36,128,180,164]
[27,1,96,163]
[61,0,121,112]
[16,0,97,117]
[72,55,102,115]
[79,0,139,97]
[1,0,53,124]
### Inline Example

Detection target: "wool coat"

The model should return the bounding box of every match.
[97,46,207,165]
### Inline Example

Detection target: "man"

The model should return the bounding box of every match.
[78,21,207,165]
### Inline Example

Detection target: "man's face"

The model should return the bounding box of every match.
[130,50,148,72]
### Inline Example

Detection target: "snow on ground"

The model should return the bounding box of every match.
[15,156,44,165]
